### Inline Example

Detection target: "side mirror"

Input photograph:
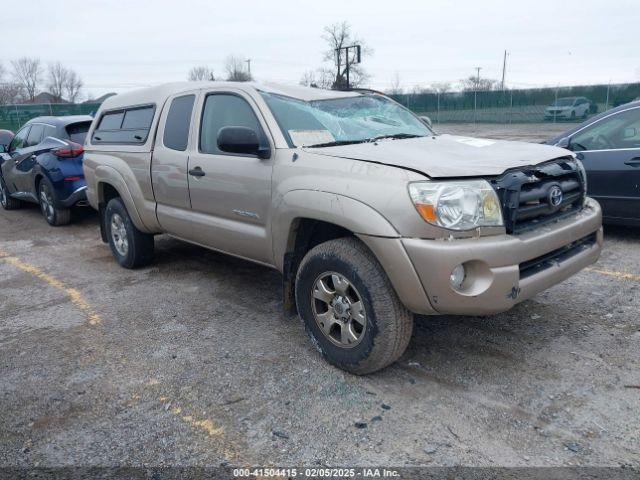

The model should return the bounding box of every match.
[217,126,270,159]
[623,127,637,139]
[0,145,6,154]
[419,116,432,128]
[556,136,571,149]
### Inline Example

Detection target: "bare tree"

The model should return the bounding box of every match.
[459,75,498,92]
[387,71,403,95]
[0,63,22,104]
[48,62,69,102]
[188,66,215,81]
[431,82,452,94]
[299,68,334,89]
[322,22,371,89]
[64,70,83,102]
[224,55,252,82]
[11,57,42,102]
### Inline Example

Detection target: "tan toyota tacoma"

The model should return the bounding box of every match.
[83,82,603,374]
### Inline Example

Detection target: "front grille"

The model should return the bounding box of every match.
[491,157,586,234]
[519,232,597,279]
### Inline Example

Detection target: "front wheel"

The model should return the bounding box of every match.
[105,197,154,268]
[295,237,413,374]
[38,178,70,226]
[0,176,21,210]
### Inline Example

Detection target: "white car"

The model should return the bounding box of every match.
[545,97,591,121]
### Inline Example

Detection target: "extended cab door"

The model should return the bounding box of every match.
[570,105,640,221]
[184,89,275,265]
[151,90,199,233]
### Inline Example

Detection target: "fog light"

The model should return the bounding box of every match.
[450,264,466,291]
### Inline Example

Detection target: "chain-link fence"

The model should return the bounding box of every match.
[391,82,640,124]
[0,103,102,132]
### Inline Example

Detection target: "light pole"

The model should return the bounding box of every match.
[474,67,482,125]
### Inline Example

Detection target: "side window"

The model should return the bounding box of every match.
[25,124,45,147]
[92,106,155,144]
[163,95,195,151]
[122,108,155,130]
[200,94,262,155]
[98,111,124,130]
[8,126,30,152]
[43,125,56,140]
[572,107,640,151]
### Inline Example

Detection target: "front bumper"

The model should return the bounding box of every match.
[395,198,602,315]
[545,110,571,119]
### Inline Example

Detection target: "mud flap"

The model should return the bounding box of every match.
[98,202,108,243]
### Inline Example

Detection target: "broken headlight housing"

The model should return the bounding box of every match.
[408,180,504,230]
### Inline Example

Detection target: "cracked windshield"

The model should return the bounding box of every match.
[261,92,432,147]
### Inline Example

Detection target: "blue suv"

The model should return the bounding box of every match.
[0,115,93,225]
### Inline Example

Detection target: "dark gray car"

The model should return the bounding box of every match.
[547,101,640,226]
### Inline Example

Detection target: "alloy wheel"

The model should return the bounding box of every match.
[39,184,55,222]
[311,272,367,348]
[110,213,129,257]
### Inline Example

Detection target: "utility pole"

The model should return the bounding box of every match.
[245,59,251,76]
[474,67,482,125]
[501,50,507,92]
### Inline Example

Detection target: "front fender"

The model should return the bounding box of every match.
[272,189,400,270]
[273,189,434,315]
[93,165,151,232]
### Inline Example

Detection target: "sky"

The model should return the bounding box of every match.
[1,0,639,99]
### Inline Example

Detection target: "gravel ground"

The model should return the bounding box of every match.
[1,124,638,470]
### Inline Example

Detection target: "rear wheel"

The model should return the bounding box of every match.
[295,237,413,374]
[105,197,154,268]
[38,178,70,226]
[0,176,21,210]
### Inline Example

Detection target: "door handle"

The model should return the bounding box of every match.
[189,167,205,177]
[624,157,640,167]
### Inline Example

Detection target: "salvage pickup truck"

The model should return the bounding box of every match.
[83,82,603,374]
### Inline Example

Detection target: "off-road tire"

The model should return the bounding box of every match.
[295,237,413,374]
[105,197,154,268]
[0,176,21,210]
[38,178,71,226]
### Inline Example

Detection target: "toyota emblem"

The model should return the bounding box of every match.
[548,185,563,208]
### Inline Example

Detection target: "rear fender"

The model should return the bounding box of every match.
[94,165,150,233]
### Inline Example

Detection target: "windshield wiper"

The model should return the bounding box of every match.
[367,133,424,142]
[306,139,370,148]
[306,133,424,148]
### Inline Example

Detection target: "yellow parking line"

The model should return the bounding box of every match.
[586,267,640,282]
[139,379,237,459]
[0,248,101,325]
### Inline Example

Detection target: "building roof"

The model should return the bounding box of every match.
[30,92,69,104]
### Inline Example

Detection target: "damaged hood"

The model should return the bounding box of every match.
[305,134,573,178]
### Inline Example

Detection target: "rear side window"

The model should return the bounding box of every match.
[92,105,155,144]
[65,121,92,144]
[163,95,195,151]
[98,112,124,130]
[43,125,56,139]
[25,124,45,147]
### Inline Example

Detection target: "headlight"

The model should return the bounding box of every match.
[408,180,503,230]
